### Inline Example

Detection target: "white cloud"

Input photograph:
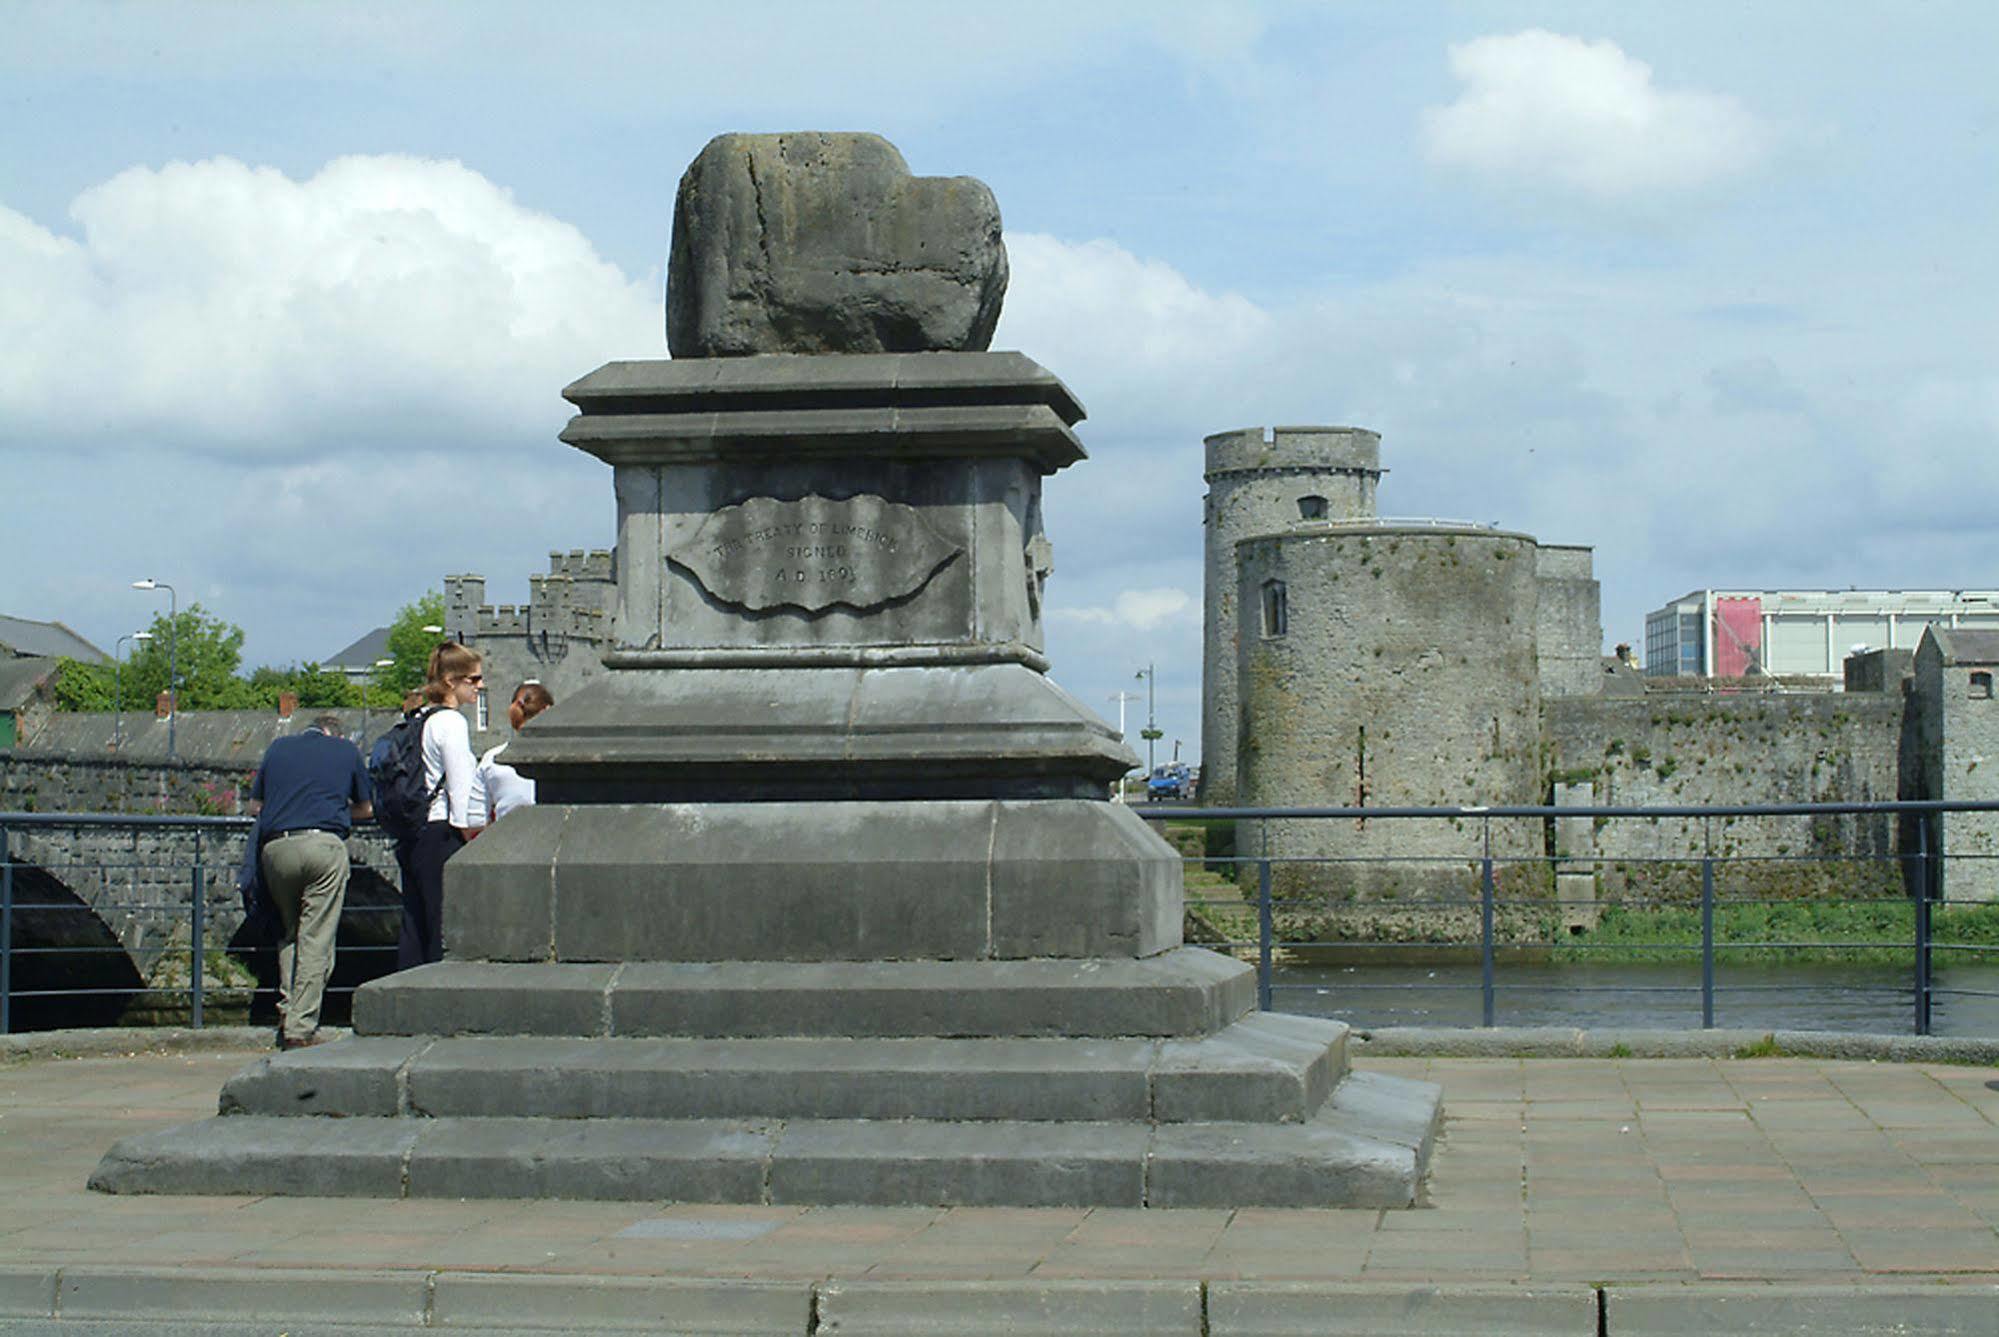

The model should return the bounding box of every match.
[1051,586,1199,633]
[1421,30,1770,198]
[0,155,658,456]
[997,233,1270,425]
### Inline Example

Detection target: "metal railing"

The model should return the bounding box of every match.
[0,812,399,1034]
[1140,799,1999,1036]
[7,801,1999,1037]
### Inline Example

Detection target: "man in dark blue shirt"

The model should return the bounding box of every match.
[249,714,373,1050]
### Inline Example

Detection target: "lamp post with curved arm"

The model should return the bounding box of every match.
[1107,690,1140,802]
[112,630,153,752]
[131,579,177,760]
[1135,663,1159,779]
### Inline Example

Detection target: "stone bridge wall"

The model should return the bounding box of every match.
[0,752,255,817]
[7,823,402,973]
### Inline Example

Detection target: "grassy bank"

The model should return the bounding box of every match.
[1550,901,1999,965]
[1183,885,1999,966]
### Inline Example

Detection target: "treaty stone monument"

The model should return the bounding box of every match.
[93,132,1441,1207]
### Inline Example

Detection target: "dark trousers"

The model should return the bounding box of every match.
[397,821,464,969]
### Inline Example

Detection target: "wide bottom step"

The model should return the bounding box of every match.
[90,1073,1441,1209]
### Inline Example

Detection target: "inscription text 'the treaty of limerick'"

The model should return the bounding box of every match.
[673,494,961,613]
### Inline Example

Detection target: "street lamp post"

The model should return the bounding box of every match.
[111,631,153,752]
[1107,690,1140,803]
[1135,663,1158,779]
[130,580,177,759]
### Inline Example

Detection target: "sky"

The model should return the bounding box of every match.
[4,1,1997,767]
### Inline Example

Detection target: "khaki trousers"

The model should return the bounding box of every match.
[260,830,350,1042]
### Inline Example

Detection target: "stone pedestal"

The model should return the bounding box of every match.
[92,352,1440,1207]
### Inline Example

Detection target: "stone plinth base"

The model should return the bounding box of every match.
[90,776,1441,1207]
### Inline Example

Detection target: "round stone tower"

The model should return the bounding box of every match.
[1201,427,1383,803]
[1235,522,1545,901]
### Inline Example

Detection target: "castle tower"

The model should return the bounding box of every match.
[1235,522,1545,900]
[1201,427,1382,803]
[442,574,486,645]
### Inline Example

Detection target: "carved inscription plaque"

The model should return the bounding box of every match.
[673,494,961,612]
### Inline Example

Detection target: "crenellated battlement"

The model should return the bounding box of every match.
[1204,425,1383,480]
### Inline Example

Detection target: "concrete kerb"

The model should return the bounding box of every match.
[49,1267,432,1326]
[1206,1282,1599,1335]
[0,1026,275,1062]
[0,1269,56,1320]
[430,1273,812,1332]
[1354,1025,1999,1063]
[815,1279,1203,1334]
[7,1270,1999,1334]
[1605,1284,1999,1335]
[16,1024,1997,1065]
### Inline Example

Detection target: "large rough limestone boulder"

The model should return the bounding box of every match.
[666,132,1008,357]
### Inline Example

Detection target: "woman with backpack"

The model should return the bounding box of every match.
[396,642,483,968]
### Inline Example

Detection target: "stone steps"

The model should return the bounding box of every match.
[93,1073,1440,1208]
[353,950,1256,1039]
[220,1013,1345,1125]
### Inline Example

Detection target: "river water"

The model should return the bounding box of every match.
[1269,959,1999,1035]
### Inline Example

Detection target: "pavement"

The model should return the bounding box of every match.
[1,1035,1995,1333]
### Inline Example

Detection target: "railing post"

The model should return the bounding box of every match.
[1,822,12,1036]
[1480,818,1496,1028]
[1700,855,1716,1030]
[1256,856,1274,1013]
[189,831,205,1030]
[1915,813,1934,1036]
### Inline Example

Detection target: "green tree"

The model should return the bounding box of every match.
[244,663,363,709]
[57,605,259,713]
[126,604,259,710]
[51,657,117,711]
[374,592,447,699]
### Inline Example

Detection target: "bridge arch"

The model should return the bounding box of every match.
[4,860,144,1030]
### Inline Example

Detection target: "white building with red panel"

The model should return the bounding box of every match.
[1643,589,1999,681]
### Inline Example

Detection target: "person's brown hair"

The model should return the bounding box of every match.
[422,642,482,705]
[512,681,555,723]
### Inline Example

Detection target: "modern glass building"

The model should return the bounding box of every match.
[1642,589,1999,679]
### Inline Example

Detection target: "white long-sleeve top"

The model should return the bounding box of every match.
[422,706,477,826]
[470,741,537,826]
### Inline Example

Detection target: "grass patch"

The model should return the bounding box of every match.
[1733,1033,1790,1058]
[1551,901,1999,966]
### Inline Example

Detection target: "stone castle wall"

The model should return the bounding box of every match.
[1201,427,1382,804]
[1535,544,1603,699]
[444,549,616,719]
[1545,692,1907,900]
[1914,639,1999,901]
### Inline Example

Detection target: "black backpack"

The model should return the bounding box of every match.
[369,706,444,842]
